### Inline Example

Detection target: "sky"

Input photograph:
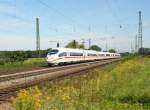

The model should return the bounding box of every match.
[0,0,150,52]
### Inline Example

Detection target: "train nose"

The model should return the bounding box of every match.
[47,55,54,60]
[47,55,58,62]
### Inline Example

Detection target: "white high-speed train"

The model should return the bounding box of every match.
[46,48,120,66]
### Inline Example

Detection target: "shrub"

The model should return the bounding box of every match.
[0,49,51,65]
[12,87,50,110]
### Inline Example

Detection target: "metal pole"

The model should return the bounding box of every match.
[88,25,91,33]
[135,35,138,52]
[36,17,40,57]
[89,39,91,48]
[106,43,108,52]
[138,11,142,52]
[131,41,133,53]
[57,42,60,48]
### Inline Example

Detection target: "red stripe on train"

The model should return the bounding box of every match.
[64,56,98,58]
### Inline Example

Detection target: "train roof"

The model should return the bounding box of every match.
[53,48,85,52]
[51,48,119,55]
[53,48,99,53]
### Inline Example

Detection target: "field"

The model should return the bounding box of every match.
[0,58,47,75]
[12,56,150,110]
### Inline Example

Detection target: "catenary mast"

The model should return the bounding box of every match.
[138,11,142,51]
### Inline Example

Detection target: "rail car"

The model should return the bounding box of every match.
[46,48,120,66]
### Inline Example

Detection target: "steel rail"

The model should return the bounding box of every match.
[0,59,114,82]
[0,58,121,101]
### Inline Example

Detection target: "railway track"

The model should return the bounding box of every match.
[0,58,121,101]
[0,59,117,83]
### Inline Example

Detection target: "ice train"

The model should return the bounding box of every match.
[46,48,120,66]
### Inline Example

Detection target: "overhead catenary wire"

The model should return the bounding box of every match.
[7,0,76,34]
[2,13,34,24]
[0,0,34,25]
[37,0,95,34]
[105,0,123,29]
[37,0,77,24]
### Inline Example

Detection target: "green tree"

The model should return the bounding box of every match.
[78,44,85,49]
[65,40,78,48]
[89,45,101,51]
[109,49,117,53]
[65,40,85,49]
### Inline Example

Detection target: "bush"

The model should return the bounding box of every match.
[0,49,51,65]
[139,48,150,55]
[9,51,28,62]
[0,59,5,65]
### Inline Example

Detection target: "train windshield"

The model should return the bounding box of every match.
[48,49,59,55]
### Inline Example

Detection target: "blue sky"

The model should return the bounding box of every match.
[0,0,150,52]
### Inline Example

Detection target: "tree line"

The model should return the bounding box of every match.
[65,40,117,53]
[0,40,117,65]
[0,49,51,65]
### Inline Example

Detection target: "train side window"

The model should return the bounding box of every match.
[70,52,83,56]
[106,54,110,56]
[99,54,104,56]
[88,53,97,56]
[88,53,92,56]
[58,52,67,57]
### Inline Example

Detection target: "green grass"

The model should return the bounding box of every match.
[13,56,150,110]
[0,58,47,74]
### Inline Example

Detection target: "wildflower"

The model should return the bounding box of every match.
[12,86,43,110]
[46,96,51,101]
[62,93,70,101]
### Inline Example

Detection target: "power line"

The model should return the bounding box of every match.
[0,0,34,24]
[37,0,98,37]
[37,0,83,35]
[49,41,60,48]
[13,0,33,23]
[105,0,123,28]
[37,0,77,24]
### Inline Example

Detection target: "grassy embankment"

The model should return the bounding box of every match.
[0,58,47,74]
[12,56,150,110]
